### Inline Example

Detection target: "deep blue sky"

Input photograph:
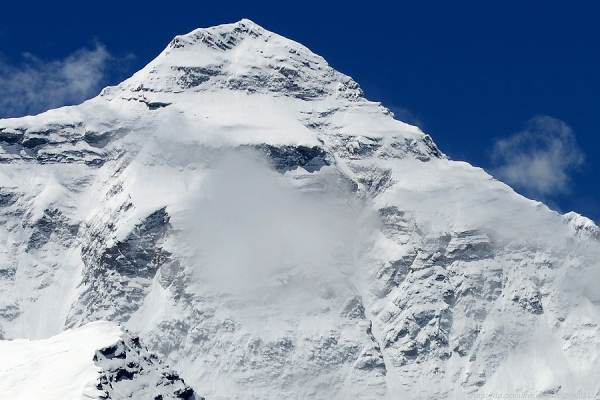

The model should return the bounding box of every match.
[1,1,598,221]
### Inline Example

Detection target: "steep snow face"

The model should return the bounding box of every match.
[1,19,599,400]
[0,321,199,400]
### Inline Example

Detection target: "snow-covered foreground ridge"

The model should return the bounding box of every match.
[0,19,599,400]
[0,321,198,400]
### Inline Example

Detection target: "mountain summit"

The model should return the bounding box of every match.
[0,20,599,400]
[111,18,366,101]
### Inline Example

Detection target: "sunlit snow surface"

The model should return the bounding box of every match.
[0,19,599,400]
[0,322,121,400]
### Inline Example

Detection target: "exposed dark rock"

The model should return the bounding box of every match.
[0,190,19,207]
[0,128,24,144]
[249,144,330,173]
[94,333,202,400]
[174,387,196,400]
[0,304,19,321]
[96,344,127,360]
[353,321,387,375]
[26,209,79,251]
[93,207,171,278]
[83,128,126,148]
[513,292,544,314]
[421,134,444,159]
[22,136,49,148]
[355,166,393,196]
[172,65,221,89]
[68,206,174,325]
[146,101,172,110]
[114,367,135,381]
[0,122,110,165]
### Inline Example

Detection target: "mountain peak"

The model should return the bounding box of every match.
[107,18,365,102]
[168,18,267,51]
[5,20,437,166]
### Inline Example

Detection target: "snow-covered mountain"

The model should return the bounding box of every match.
[1,19,599,400]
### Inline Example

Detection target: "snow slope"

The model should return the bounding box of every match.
[0,19,599,400]
[0,321,121,400]
[0,321,198,400]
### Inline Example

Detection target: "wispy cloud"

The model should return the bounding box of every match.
[0,44,117,118]
[388,105,423,128]
[491,116,584,198]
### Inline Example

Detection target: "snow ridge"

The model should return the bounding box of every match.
[0,321,200,400]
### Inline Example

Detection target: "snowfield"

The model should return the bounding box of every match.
[0,322,122,400]
[0,321,198,400]
[0,19,599,400]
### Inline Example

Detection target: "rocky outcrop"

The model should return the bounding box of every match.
[94,332,200,400]
[69,207,173,325]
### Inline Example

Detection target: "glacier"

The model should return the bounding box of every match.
[0,19,599,400]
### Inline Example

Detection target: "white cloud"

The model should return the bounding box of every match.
[491,116,584,197]
[0,44,112,118]
[172,149,376,299]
